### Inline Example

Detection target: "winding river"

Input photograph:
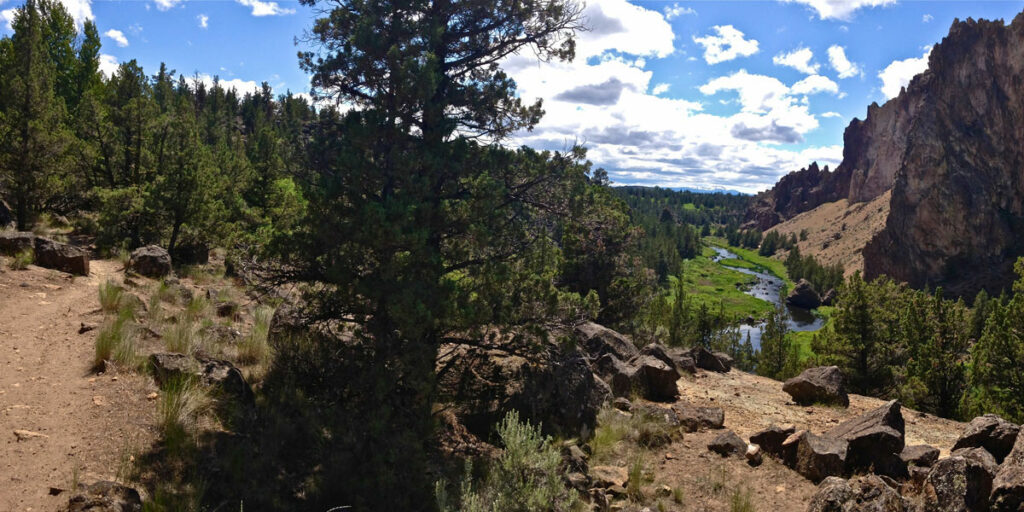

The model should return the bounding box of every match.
[710,246,824,349]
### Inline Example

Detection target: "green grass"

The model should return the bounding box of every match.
[718,257,758,270]
[237,306,274,366]
[787,306,835,361]
[93,310,139,371]
[158,376,212,453]
[673,255,774,319]
[8,249,33,270]
[706,237,792,287]
[99,280,125,313]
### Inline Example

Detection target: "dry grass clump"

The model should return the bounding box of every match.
[8,249,33,270]
[93,308,140,371]
[237,305,274,366]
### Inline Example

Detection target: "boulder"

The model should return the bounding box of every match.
[66,481,142,512]
[821,289,838,307]
[672,403,724,432]
[952,414,1020,464]
[34,237,89,275]
[688,346,731,373]
[781,429,809,468]
[612,397,632,411]
[901,444,940,468]
[923,455,995,512]
[708,430,746,457]
[0,231,35,256]
[630,355,680,402]
[951,447,999,476]
[128,245,172,278]
[783,366,849,407]
[640,344,696,375]
[595,354,633,397]
[991,464,1024,512]
[590,466,628,489]
[149,352,254,404]
[809,475,905,512]
[786,279,821,309]
[574,322,638,362]
[750,424,797,461]
[808,477,853,512]
[795,431,848,483]
[561,444,589,474]
[631,403,679,427]
[746,444,763,466]
[826,400,906,477]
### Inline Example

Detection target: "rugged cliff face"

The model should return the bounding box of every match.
[749,13,1024,297]
[863,14,1024,296]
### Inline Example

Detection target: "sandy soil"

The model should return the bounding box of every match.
[627,368,965,511]
[0,259,158,512]
[768,191,891,277]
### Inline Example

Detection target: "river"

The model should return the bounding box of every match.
[709,246,824,349]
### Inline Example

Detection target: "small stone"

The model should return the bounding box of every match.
[13,429,48,441]
[656,484,672,497]
[92,396,106,406]
[146,392,158,400]
[746,444,763,466]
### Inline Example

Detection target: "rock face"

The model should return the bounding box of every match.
[34,237,89,275]
[746,14,1024,298]
[783,366,849,407]
[128,245,172,278]
[826,401,906,478]
[924,454,995,512]
[952,414,1020,464]
[793,431,848,483]
[630,355,680,402]
[786,279,822,310]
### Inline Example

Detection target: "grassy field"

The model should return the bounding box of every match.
[705,237,792,289]
[787,306,834,360]
[673,247,775,319]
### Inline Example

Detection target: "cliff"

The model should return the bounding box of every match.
[749,12,1024,297]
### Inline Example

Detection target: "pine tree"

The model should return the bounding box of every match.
[757,303,790,379]
[966,259,1024,422]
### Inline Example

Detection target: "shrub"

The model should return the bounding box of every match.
[437,410,581,512]
[9,249,33,270]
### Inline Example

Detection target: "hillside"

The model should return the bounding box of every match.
[747,12,1024,297]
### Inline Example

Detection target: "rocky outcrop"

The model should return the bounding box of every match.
[750,424,796,461]
[952,414,1020,464]
[826,401,906,478]
[808,475,906,512]
[747,14,1024,298]
[786,279,822,309]
[688,346,732,373]
[793,431,848,483]
[128,245,172,278]
[0,231,35,255]
[150,352,254,404]
[34,237,89,275]
[991,433,1024,511]
[672,402,725,432]
[783,366,849,407]
[923,454,995,512]
[575,322,639,362]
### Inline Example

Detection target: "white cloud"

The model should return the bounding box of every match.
[103,29,128,47]
[922,14,933,23]
[781,0,896,21]
[652,83,670,95]
[663,3,696,20]
[578,0,675,59]
[98,54,119,78]
[235,0,295,16]
[693,25,759,65]
[1,8,15,31]
[197,14,208,28]
[153,0,182,11]
[878,46,932,99]
[827,45,861,78]
[773,47,819,74]
[195,74,262,96]
[59,0,92,26]
[791,74,839,95]
[821,111,843,118]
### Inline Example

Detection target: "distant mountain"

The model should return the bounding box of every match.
[612,184,748,196]
[746,11,1024,297]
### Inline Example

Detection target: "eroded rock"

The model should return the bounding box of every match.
[708,430,746,458]
[34,237,88,275]
[952,414,1020,464]
[128,245,172,278]
[826,400,906,477]
[783,366,849,407]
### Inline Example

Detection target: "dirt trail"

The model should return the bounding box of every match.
[0,260,156,512]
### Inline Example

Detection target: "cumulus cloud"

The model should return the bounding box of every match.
[821,111,843,118]
[651,83,670,95]
[197,14,208,28]
[578,0,674,58]
[154,0,182,11]
[922,14,933,23]
[879,46,932,99]
[693,25,759,64]
[236,0,295,17]
[773,47,819,74]
[663,3,696,19]
[827,45,861,78]
[194,74,262,96]
[59,0,92,26]
[98,54,119,78]
[1,8,15,31]
[781,0,896,21]
[791,74,839,95]
[554,77,633,105]
[104,29,128,47]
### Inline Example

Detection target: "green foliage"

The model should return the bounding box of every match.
[757,303,795,379]
[8,248,33,270]
[785,245,844,294]
[437,411,581,512]
[965,259,1024,422]
[157,375,211,453]
[237,305,274,366]
[98,279,124,313]
[93,308,138,371]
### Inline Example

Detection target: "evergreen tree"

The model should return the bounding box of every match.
[966,259,1024,422]
[757,303,790,379]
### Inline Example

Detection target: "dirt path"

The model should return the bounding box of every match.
[0,260,157,512]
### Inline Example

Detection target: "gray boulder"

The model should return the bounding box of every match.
[991,433,1024,511]
[630,355,680,402]
[595,354,632,398]
[783,366,849,407]
[671,402,724,432]
[901,444,940,468]
[128,245,172,278]
[794,431,848,483]
[826,400,906,478]
[34,237,89,275]
[149,352,253,404]
[808,477,852,512]
[750,424,797,461]
[640,343,696,375]
[808,475,905,512]
[688,346,731,373]
[924,455,995,512]
[786,278,822,309]
[0,231,35,256]
[708,430,747,457]
[952,414,1020,464]
[574,322,638,362]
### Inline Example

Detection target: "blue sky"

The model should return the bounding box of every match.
[2,0,1023,192]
